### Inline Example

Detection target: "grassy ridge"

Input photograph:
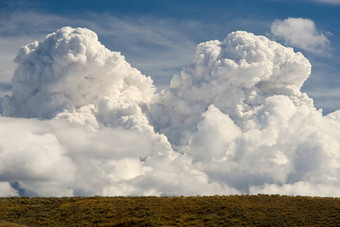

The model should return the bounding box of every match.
[0,195,339,226]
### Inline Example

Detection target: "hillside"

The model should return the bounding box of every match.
[0,195,339,226]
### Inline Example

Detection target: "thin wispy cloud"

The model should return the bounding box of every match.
[313,0,340,5]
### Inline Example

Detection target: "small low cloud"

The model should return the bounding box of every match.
[270,17,331,56]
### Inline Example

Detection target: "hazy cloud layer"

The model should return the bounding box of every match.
[271,17,331,56]
[313,0,340,5]
[1,27,340,197]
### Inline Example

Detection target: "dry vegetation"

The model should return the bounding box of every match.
[0,195,339,226]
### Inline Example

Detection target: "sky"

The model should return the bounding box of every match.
[1,0,340,113]
[0,0,340,197]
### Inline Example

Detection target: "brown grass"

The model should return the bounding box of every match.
[0,195,339,226]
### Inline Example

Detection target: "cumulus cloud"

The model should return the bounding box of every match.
[0,27,233,197]
[151,31,340,196]
[3,27,155,119]
[0,10,197,90]
[0,117,234,197]
[1,27,340,197]
[270,17,331,56]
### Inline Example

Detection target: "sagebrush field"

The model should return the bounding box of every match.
[0,195,339,226]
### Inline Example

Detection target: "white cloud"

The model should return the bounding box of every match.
[151,31,340,196]
[250,182,340,197]
[0,116,235,196]
[1,27,340,197]
[0,27,234,196]
[0,11,197,89]
[2,26,156,119]
[270,17,331,56]
[0,182,19,197]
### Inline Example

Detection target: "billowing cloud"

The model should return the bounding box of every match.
[0,27,234,197]
[0,10,197,89]
[1,27,340,197]
[3,27,156,119]
[270,17,331,56]
[0,117,234,197]
[151,31,340,196]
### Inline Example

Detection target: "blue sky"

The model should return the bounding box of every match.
[1,0,340,113]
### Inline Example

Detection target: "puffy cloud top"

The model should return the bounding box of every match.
[151,31,340,196]
[151,31,312,146]
[3,27,155,119]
